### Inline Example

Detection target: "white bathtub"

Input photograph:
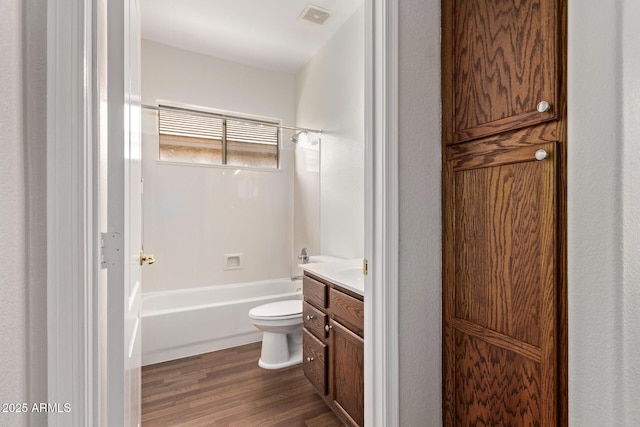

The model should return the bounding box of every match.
[141,279,302,366]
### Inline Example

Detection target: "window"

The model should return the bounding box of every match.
[158,106,280,169]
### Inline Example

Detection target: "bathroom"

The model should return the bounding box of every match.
[139,0,365,424]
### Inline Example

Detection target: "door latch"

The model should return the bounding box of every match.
[140,251,155,266]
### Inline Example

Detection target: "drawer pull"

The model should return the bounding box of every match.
[307,357,314,362]
[325,325,332,332]
[535,149,548,161]
[536,100,551,113]
[306,315,314,321]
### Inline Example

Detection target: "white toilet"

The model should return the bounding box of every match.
[248,300,303,369]
[248,255,343,369]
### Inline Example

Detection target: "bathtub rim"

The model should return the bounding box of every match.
[141,278,303,366]
[141,277,302,317]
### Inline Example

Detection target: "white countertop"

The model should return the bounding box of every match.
[299,259,365,296]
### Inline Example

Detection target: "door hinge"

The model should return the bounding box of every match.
[363,258,368,275]
[100,231,123,269]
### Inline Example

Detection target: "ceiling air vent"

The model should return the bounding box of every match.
[298,5,331,26]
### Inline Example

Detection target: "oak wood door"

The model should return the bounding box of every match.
[443,143,558,425]
[442,0,560,144]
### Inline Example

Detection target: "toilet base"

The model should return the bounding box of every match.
[257,330,302,370]
[258,348,302,370]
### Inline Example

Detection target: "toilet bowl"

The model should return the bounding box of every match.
[248,300,303,369]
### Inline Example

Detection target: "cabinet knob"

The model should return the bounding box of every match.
[307,357,314,362]
[535,149,548,161]
[306,315,314,321]
[536,101,551,113]
[325,325,332,332]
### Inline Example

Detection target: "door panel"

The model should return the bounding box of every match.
[453,155,552,346]
[104,0,142,425]
[444,0,559,143]
[455,332,541,426]
[303,329,327,395]
[331,319,364,427]
[124,0,142,425]
[444,142,557,425]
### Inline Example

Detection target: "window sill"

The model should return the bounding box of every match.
[155,159,284,173]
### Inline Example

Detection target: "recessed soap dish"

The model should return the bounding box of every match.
[223,253,243,270]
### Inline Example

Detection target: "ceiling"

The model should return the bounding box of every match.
[140,0,364,74]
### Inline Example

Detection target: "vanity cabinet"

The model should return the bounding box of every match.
[302,272,364,427]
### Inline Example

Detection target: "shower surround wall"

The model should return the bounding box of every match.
[141,40,296,293]
[294,4,365,261]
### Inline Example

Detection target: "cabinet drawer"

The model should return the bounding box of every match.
[303,275,327,308]
[329,288,364,337]
[303,301,327,341]
[303,329,327,395]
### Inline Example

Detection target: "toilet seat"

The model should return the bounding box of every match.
[248,300,302,321]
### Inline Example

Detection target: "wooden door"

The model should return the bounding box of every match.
[443,143,558,425]
[442,0,560,144]
[442,0,567,424]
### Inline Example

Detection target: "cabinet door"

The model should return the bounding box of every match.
[329,288,364,338]
[443,0,559,144]
[330,319,364,427]
[303,329,327,395]
[443,143,558,425]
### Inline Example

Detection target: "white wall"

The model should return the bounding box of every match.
[0,1,47,426]
[567,1,639,424]
[0,4,27,427]
[398,0,442,424]
[622,1,640,424]
[141,40,296,292]
[23,0,48,424]
[295,5,365,260]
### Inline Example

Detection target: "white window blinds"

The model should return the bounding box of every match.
[157,105,279,169]
[158,109,223,141]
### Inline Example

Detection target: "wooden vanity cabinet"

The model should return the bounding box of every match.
[302,273,364,427]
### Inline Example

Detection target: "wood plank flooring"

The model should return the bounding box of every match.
[142,342,344,427]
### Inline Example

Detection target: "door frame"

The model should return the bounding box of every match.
[46,0,98,426]
[364,0,399,425]
[46,0,400,425]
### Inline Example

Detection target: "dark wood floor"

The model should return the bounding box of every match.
[141,342,343,427]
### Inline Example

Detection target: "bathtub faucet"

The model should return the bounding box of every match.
[291,275,303,281]
[298,247,309,264]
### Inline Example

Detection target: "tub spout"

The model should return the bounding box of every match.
[291,275,303,281]
[298,248,309,264]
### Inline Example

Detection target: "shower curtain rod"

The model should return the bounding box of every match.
[141,104,322,135]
